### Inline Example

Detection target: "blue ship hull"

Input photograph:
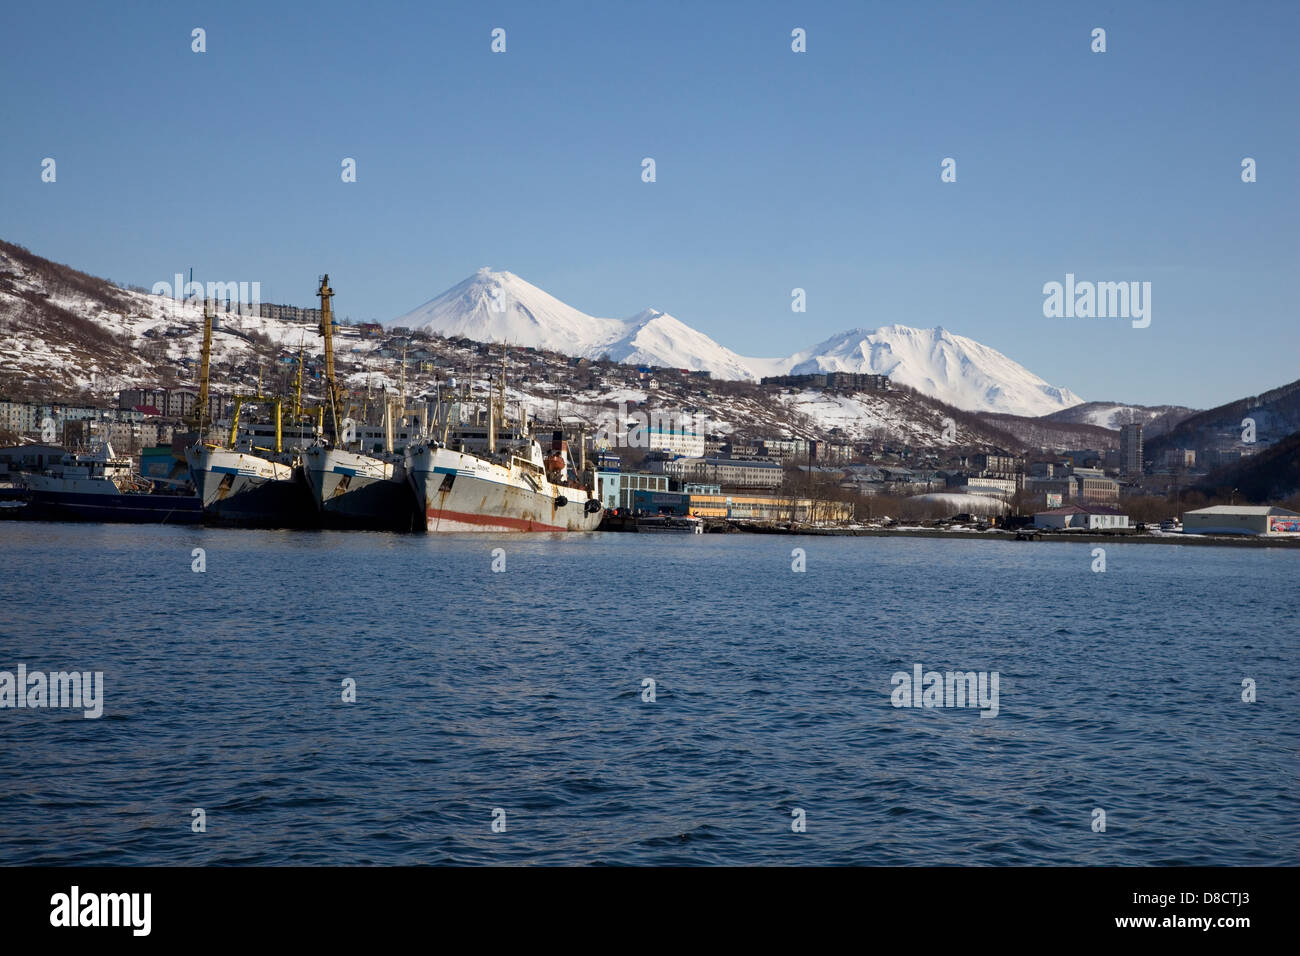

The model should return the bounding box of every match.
[17,489,202,524]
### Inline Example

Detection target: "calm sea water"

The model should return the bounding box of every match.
[1,522,1296,866]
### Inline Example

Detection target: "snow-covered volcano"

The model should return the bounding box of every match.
[395,268,624,356]
[758,325,1085,418]
[394,268,758,380]
[394,269,1084,416]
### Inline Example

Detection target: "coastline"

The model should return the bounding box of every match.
[705,521,1300,548]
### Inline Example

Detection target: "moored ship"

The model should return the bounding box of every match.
[302,444,421,532]
[404,434,602,532]
[184,283,328,529]
[16,444,201,524]
[185,443,315,528]
[403,358,601,532]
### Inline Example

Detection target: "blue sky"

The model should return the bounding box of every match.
[2,1,1296,408]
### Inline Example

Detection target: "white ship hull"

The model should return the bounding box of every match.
[302,446,420,531]
[405,443,602,533]
[185,445,316,527]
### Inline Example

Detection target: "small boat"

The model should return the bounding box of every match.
[633,515,705,534]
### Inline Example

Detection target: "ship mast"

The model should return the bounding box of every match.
[489,344,507,454]
[399,344,408,431]
[293,342,304,425]
[193,297,214,439]
[318,274,341,443]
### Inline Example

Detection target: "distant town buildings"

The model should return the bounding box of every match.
[644,423,706,458]
[0,396,196,453]
[1119,423,1144,476]
[258,302,323,325]
[117,387,222,421]
[1024,468,1120,506]
[652,456,785,490]
[761,372,893,391]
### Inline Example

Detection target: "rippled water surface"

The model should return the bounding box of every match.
[1,523,1296,865]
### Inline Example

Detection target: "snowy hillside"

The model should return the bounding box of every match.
[1042,401,1196,434]
[394,270,1084,417]
[0,240,367,399]
[1,240,1082,453]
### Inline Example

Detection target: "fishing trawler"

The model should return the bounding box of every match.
[298,281,423,531]
[16,443,201,524]
[405,374,603,536]
[184,287,324,528]
[186,444,314,528]
[404,438,603,532]
[301,442,420,532]
[403,353,602,532]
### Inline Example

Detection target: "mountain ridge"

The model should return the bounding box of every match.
[394,269,1086,417]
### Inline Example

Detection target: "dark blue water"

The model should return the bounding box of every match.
[1,523,1296,865]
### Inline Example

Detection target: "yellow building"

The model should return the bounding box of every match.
[689,493,852,522]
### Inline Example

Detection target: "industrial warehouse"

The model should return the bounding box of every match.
[1180,505,1300,536]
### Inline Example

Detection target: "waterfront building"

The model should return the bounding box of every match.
[1033,504,1130,530]
[631,490,692,515]
[595,470,672,511]
[1181,505,1300,536]
[688,493,852,522]
[0,443,67,474]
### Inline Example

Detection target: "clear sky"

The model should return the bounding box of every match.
[2,1,1296,409]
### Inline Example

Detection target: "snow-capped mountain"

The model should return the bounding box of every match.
[394,270,1084,417]
[759,325,1085,418]
[604,309,760,381]
[394,268,625,356]
[394,269,759,382]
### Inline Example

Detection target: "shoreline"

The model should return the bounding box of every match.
[705,521,1300,548]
